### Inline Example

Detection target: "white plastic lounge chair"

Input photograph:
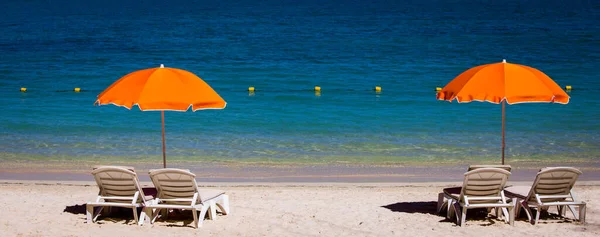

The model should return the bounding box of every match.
[505,167,586,225]
[437,165,512,216]
[146,168,230,228]
[440,168,516,226]
[86,166,152,225]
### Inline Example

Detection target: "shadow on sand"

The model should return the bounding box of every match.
[381,201,438,215]
[63,203,141,224]
[64,203,87,215]
[63,187,158,224]
[63,186,209,228]
[381,201,514,226]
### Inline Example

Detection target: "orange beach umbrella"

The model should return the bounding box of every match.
[95,64,226,168]
[436,59,569,164]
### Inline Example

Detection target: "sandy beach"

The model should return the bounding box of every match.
[1,178,598,237]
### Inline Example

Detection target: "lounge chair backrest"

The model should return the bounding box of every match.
[468,165,512,172]
[460,168,511,204]
[149,168,200,205]
[92,165,135,172]
[526,167,582,202]
[91,166,146,204]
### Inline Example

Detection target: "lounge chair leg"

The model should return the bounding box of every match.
[558,205,565,217]
[509,208,515,226]
[161,209,168,220]
[143,208,153,225]
[460,206,467,227]
[92,206,104,222]
[521,202,534,224]
[138,208,147,226]
[437,193,445,214]
[579,204,586,223]
[192,208,199,229]
[86,204,94,223]
[451,202,459,225]
[501,198,516,224]
[198,206,209,228]
[151,208,161,223]
[219,195,230,215]
[501,208,509,223]
[509,201,515,226]
[447,200,455,220]
[132,207,140,225]
[566,205,577,219]
[534,208,541,225]
[209,201,217,220]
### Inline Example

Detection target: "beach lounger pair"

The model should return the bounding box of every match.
[86,166,229,228]
[437,165,586,226]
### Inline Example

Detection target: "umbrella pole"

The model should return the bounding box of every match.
[161,111,167,168]
[501,101,506,165]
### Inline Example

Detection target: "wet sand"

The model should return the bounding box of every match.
[1,160,600,182]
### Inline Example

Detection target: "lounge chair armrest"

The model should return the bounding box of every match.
[537,194,572,199]
[146,203,204,209]
[156,198,195,203]
[535,194,573,204]
[466,197,504,200]
[99,196,136,201]
[538,201,586,206]
[464,196,503,204]
[465,203,514,208]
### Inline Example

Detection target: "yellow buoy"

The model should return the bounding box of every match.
[20,87,27,92]
[435,87,442,92]
[565,85,572,90]
[314,86,321,91]
[248,87,255,92]
[375,86,382,92]
[74,88,81,92]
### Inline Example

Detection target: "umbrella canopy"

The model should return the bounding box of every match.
[95,64,226,168]
[436,59,569,164]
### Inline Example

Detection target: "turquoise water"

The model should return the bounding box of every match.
[1,0,599,165]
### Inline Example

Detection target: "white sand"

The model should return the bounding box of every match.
[0,180,598,237]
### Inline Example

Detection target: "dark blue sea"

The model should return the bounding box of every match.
[1,0,599,166]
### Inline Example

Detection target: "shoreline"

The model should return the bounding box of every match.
[2,160,600,182]
[4,179,600,187]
